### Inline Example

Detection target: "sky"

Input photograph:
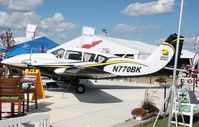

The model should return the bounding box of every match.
[0,0,198,51]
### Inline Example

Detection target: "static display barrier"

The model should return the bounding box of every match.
[24,69,45,99]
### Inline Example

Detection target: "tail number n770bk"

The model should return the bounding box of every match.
[112,66,141,73]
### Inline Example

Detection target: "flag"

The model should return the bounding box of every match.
[26,24,37,41]
[81,26,95,46]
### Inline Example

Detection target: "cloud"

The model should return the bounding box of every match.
[148,36,197,52]
[186,36,196,43]
[38,13,79,42]
[184,36,196,50]
[0,12,9,25]
[37,30,68,43]
[57,33,68,41]
[40,13,79,33]
[0,11,79,43]
[0,0,42,11]
[0,0,9,6]
[0,1,79,43]
[114,23,160,33]
[121,0,175,16]
[0,11,41,29]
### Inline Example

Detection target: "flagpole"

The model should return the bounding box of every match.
[168,0,184,127]
[194,34,199,50]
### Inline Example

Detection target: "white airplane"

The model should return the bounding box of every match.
[1,33,184,93]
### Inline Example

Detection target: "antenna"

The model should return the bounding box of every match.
[29,48,33,65]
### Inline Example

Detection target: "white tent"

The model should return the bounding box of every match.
[181,49,195,59]
[48,35,140,59]
[48,35,195,60]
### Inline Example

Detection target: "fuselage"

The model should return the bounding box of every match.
[1,41,174,80]
[1,48,117,79]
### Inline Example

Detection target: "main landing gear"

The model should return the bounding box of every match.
[68,78,86,94]
[49,78,86,94]
[75,83,85,94]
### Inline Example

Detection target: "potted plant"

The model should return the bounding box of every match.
[131,89,160,120]
[142,89,159,119]
[131,108,146,120]
[141,99,159,117]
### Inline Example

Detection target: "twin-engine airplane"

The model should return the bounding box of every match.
[1,33,184,93]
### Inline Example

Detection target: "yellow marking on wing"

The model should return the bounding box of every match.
[41,65,70,68]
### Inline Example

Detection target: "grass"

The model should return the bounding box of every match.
[137,114,199,127]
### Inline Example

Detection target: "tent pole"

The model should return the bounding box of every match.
[168,0,184,127]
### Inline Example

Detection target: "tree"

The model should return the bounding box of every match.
[0,29,15,48]
[101,28,107,35]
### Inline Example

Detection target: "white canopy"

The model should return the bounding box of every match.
[48,35,195,59]
[49,35,140,58]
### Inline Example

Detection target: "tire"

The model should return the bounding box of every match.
[75,84,85,94]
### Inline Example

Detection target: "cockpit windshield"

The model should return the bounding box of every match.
[51,48,65,58]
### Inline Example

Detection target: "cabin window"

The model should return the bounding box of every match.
[65,50,82,60]
[83,53,95,62]
[115,54,124,57]
[115,54,134,59]
[124,54,134,59]
[95,55,108,63]
[51,48,65,58]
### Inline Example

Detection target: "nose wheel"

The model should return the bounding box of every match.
[75,84,85,94]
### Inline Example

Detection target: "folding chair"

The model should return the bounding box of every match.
[172,90,199,127]
[22,77,38,112]
[0,78,24,119]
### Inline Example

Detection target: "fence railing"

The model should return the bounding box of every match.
[0,112,50,127]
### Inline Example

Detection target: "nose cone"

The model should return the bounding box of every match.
[1,54,29,67]
[1,58,13,65]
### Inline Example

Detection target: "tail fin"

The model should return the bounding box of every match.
[164,33,184,68]
[146,33,184,68]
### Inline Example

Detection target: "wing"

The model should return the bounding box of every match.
[54,66,115,79]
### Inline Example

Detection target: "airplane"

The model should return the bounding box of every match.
[1,33,184,93]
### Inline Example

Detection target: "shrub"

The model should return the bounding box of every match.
[155,77,167,83]
[142,99,159,113]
